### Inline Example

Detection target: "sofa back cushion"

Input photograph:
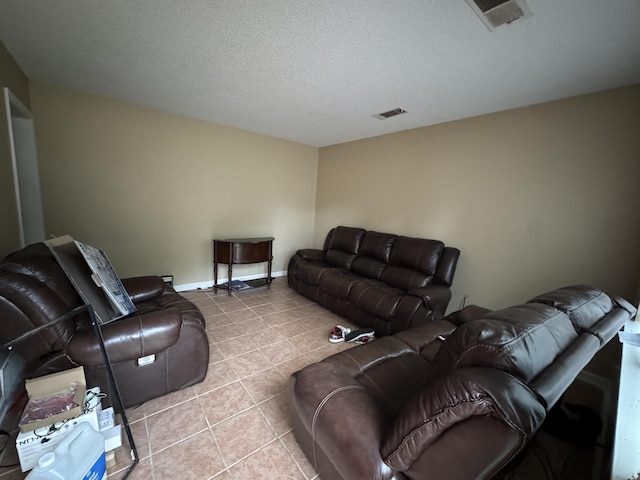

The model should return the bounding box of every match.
[324,226,366,269]
[434,246,461,287]
[351,231,396,280]
[0,271,76,361]
[2,242,83,310]
[527,285,615,332]
[380,237,443,290]
[433,303,578,383]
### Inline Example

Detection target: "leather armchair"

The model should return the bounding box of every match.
[0,243,209,409]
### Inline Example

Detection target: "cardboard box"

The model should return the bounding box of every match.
[98,407,122,452]
[16,386,102,472]
[19,367,86,433]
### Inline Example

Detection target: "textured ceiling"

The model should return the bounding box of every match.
[1,0,639,147]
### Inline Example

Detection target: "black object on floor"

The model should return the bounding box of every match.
[542,401,603,446]
[344,328,375,343]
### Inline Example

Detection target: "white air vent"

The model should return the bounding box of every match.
[372,108,407,120]
[466,0,532,31]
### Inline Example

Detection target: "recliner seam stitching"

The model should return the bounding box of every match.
[310,384,363,470]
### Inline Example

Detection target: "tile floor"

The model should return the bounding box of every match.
[0,277,359,480]
[0,277,614,479]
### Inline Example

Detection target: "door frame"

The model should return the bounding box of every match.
[4,87,46,247]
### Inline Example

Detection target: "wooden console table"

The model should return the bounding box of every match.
[212,237,274,295]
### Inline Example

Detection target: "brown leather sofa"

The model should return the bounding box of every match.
[289,285,636,480]
[0,242,209,409]
[288,226,460,335]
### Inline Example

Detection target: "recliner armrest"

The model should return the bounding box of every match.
[66,308,182,366]
[295,248,326,262]
[290,361,396,479]
[407,285,452,318]
[381,368,545,472]
[121,275,166,303]
[443,305,493,326]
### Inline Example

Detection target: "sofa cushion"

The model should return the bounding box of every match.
[325,249,358,269]
[325,226,366,253]
[295,249,326,263]
[390,237,443,274]
[351,231,396,280]
[527,284,615,331]
[319,269,363,299]
[351,256,387,280]
[293,260,329,286]
[360,231,396,262]
[323,226,366,269]
[381,368,546,471]
[381,266,433,291]
[1,242,84,310]
[434,303,578,382]
[0,272,75,354]
[349,282,407,321]
[381,237,443,290]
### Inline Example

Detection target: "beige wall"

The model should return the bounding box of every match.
[29,82,318,286]
[317,85,640,311]
[15,77,640,308]
[0,41,30,257]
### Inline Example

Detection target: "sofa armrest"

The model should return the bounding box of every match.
[407,285,452,319]
[295,248,326,262]
[121,275,166,303]
[290,361,396,479]
[381,367,545,472]
[66,308,182,366]
[443,305,493,326]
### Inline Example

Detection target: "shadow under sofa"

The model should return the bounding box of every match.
[288,285,636,480]
[288,226,461,336]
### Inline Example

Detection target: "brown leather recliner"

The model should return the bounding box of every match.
[0,243,209,409]
[289,285,636,480]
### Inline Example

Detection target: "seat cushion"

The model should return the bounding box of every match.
[349,281,407,320]
[293,260,331,287]
[319,269,363,299]
[322,321,457,417]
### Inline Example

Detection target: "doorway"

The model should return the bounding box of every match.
[4,87,45,246]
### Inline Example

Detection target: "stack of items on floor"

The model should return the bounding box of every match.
[15,367,121,478]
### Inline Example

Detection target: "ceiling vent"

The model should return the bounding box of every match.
[372,108,407,120]
[466,0,532,31]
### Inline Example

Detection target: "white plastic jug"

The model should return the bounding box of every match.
[26,422,106,480]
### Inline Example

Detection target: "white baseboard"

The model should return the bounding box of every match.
[174,270,286,292]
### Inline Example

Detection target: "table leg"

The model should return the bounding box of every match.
[228,265,233,296]
[213,262,218,293]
